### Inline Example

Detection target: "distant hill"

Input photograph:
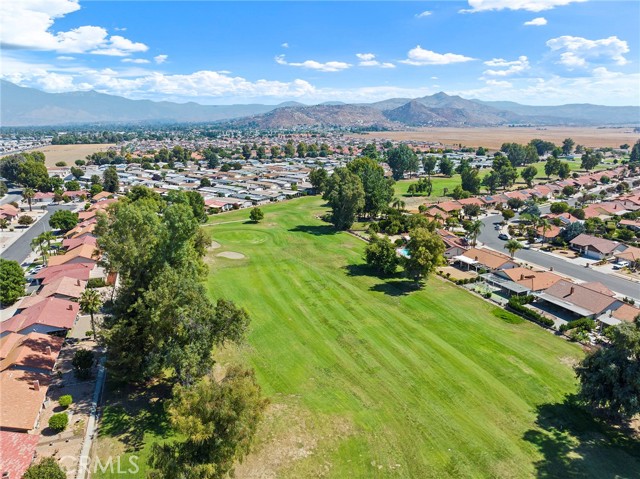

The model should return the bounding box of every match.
[471,99,640,125]
[383,97,524,126]
[228,104,399,130]
[0,80,294,126]
[1,80,638,127]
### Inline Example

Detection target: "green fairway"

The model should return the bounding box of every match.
[205,197,640,478]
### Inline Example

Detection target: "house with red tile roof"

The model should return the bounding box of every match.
[61,234,98,251]
[496,267,563,292]
[0,332,63,373]
[33,262,94,285]
[0,203,19,220]
[47,243,99,267]
[0,430,39,477]
[1,297,79,336]
[38,276,87,300]
[0,369,51,432]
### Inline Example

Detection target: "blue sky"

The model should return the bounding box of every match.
[1,1,639,105]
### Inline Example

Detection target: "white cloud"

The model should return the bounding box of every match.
[461,0,586,13]
[154,54,168,64]
[547,35,630,68]
[275,55,351,72]
[0,0,148,56]
[483,56,530,76]
[524,17,547,26]
[113,27,127,32]
[355,53,395,68]
[281,42,289,48]
[401,46,474,65]
[485,79,513,87]
[56,56,75,61]
[416,10,432,18]
[122,58,150,64]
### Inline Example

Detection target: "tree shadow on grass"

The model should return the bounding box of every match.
[523,395,640,478]
[99,380,173,452]
[289,224,337,236]
[369,279,421,297]
[344,263,404,280]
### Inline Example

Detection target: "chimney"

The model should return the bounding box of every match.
[67,305,73,310]
[76,279,81,286]
[33,380,40,391]
[46,346,52,355]
[520,274,524,280]
[570,286,574,295]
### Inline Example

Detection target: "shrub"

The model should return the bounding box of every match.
[23,457,66,479]
[55,161,67,167]
[72,349,94,379]
[559,317,595,333]
[58,394,73,408]
[18,215,35,226]
[48,412,69,432]
[87,278,106,288]
[507,298,555,327]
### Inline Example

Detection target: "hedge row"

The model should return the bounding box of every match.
[507,298,555,328]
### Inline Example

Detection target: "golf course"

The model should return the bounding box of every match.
[205,196,640,478]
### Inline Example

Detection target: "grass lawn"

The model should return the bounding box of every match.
[395,160,613,203]
[203,197,640,478]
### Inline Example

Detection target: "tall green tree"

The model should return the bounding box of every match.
[386,144,418,180]
[575,322,640,420]
[403,228,445,283]
[562,138,575,155]
[103,166,119,193]
[149,366,268,479]
[438,156,454,177]
[422,156,438,179]
[521,165,538,187]
[309,168,329,194]
[365,235,399,276]
[581,149,602,171]
[460,168,481,194]
[347,157,394,218]
[18,159,49,190]
[249,207,264,222]
[0,259,25,307]
[464,219,483,247]
[544,157,561,178]
[49,210,79,232]
[322,168,365,230]
[630,139,640,163]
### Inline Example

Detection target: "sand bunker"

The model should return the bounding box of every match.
[216,251,245,259]
[210,241,221,249]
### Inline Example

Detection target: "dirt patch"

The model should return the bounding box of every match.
[349,127,637,150]
[234,401,353,479]
[24,144,117,167]
[438,266,477,281]
[217,251,246,259]
[559,356,579,368]
[209,241,221,250]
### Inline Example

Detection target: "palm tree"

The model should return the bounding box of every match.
[79,288,102,341]
[538,218,550,244]
[22,187,35,212]
[504,239,523,258]
[465,219,484,247]
[30,235,49,266]
[0,218,8,231]
[391,198,405,211]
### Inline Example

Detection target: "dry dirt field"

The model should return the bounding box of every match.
[351,127,638,150]
[25,144,117,167]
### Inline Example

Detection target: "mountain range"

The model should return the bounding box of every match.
[1,80,638,128]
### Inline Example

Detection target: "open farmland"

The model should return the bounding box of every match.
[25,143,116,167]
[351,127,638,150]
[203,197,640,479]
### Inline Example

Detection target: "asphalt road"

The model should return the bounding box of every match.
[1,203,77,264]
[0,186,23,206]
[478,214,640,300]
